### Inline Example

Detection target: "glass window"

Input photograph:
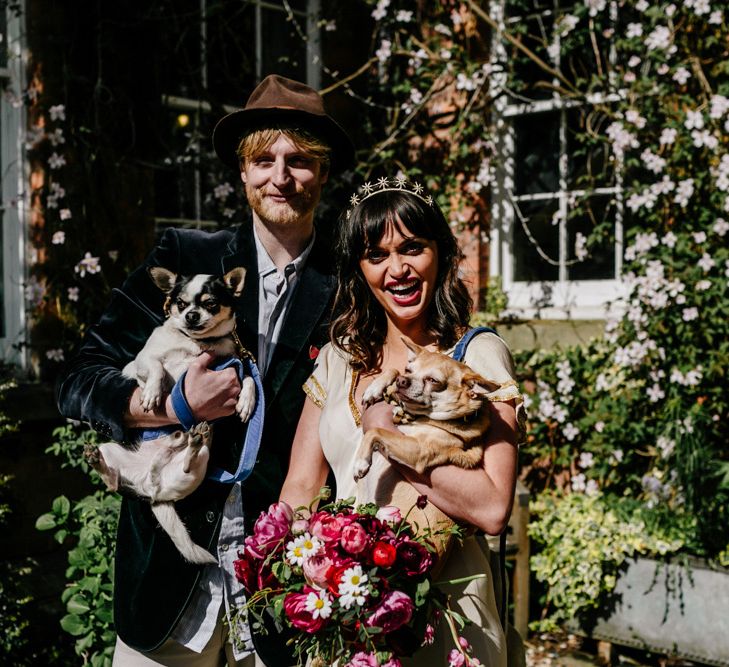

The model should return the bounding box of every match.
[490,0,624,318]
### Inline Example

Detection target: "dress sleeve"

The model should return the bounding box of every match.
[462,332,527,444]
[302,342,335,409]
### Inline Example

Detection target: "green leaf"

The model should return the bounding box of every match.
[52,495,71,518]
[35,513,57,531]
[60,613,89,636]
[67,594,91,614]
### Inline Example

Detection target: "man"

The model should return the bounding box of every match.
[56,75,354,666]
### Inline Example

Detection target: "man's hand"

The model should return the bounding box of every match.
[360,400,398,434]
[183,352,240,422]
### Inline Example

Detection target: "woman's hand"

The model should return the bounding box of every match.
[360,400,398,434]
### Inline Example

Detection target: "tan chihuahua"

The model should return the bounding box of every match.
[354,339,498,481]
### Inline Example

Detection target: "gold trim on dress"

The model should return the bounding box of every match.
[302,383,324,409]
[349,369,362,427]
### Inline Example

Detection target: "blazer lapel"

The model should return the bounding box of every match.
[221,224,259,357]
[264,238,335,406]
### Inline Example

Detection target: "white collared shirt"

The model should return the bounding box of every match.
[170,225,314,658]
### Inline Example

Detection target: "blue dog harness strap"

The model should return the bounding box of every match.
[141,356,265,484]
[206,357,265,484]
[451,326,498,362]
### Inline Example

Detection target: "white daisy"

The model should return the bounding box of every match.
[337,565,368,596]
[305,590,332,619]
[285,533,322,566]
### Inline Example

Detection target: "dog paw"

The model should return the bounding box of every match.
[353,458,371,481]
[236,376,256,422]
[188,421,211,450]
[83,444,100,466]
[139,386,162,412]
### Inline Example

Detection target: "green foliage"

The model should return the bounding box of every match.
[529,492,685,632]
[37,423,118,666]
[0,475,33,663]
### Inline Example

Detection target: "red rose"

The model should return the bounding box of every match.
[372,541,397,568]
[283,589,327,633]
[233,556,256,592]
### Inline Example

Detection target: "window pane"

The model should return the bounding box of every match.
[153,0,204,99]
[205,2,256,104]
[504,8,555,102]
[0,9,7,70]
[154,108,202,220]
[567,196,616,280]
[260,7,307,81]
[513,199,560,282]
[567,107,612,189]
[0,207,4,337]
[514,111,559,195]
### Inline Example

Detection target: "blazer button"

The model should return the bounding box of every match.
[206,511,216,523]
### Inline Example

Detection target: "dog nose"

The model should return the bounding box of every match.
[185,311,200,324]
[396,375,410,389]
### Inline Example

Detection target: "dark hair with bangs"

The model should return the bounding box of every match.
[329,189,473,371]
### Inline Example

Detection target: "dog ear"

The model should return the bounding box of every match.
[400,336,424,360]
[463,372,498,398]
[224,267,246,297]
[148,267,178,294]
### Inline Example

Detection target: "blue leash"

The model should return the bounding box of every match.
[137,356,265,484]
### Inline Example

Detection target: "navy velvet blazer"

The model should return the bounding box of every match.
[56,223,335,655]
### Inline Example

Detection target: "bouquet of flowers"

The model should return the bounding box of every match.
[234,490,481,666]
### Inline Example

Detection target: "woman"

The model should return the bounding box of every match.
[280,179,525,666]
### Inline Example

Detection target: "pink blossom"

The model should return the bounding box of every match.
[365,590,414,633]
[448,649,466,667]
[381,658,402,667]
[376,505,402,523]
[283,588,327,633]
[346,651,378,667]
[309,512,355,542]
[244,502,293,559]
[340,522,368,554]
[302,553,333,589]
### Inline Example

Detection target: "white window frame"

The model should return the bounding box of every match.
[489,1,628,320]
[156,0,321,232]
[1,4,27,366]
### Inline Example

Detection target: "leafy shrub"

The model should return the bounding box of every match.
[529,492,686,632]
[37,423,118,667]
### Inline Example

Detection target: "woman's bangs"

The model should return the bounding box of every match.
[360,192,435,248]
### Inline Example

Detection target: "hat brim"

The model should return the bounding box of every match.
[213,107,355,174]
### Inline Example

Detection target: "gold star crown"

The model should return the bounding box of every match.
[346,176,435,219]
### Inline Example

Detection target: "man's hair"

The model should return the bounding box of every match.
[236,125,332,171]
[330,190,473,372]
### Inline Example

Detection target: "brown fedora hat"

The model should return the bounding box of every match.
[213,75,355,173]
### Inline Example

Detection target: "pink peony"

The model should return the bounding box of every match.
[365,590,414,633]
[283,588,327,633]
[291,518,310,535]
[346,651,378,667]
[302,553,334,589]
[340,522,369,554]
[381,658,402,667]
[376,505,403,523]
[244,502,293,559]
[310,512,355,542]
[396,539,433,576]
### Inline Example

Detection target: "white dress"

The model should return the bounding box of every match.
[303,332,525,667]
